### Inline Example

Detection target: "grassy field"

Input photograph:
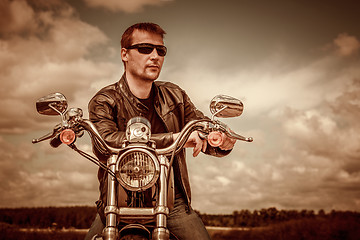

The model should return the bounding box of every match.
[2,224,251,240]
[1,216,360,240]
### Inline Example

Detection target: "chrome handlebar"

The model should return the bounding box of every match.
[33,117,252,156]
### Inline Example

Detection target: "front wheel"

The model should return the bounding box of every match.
[119,232,179,240]
[120,233,148,240]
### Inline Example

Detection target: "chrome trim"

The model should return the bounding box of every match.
[209,94,244,118]
[104,155,118,239]
[152,227,170,240]
[156,155,169,230]
[115,148,160,191]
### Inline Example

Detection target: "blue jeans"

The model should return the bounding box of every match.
[84,197,211,240]
[167,197,211,240]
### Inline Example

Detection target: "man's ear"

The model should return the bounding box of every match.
[121,48,128,62]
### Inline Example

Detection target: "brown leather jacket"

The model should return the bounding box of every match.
[88,74,230,208]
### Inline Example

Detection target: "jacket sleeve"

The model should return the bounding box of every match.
[181,89,232,158]
[88,92,127,149]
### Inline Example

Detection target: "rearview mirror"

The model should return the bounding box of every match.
[210,95,243,118]
[36,93,68,115]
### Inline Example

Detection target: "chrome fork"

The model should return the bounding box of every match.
[102,155,171,240]
[103,155,118,240]
[152,155,170,240]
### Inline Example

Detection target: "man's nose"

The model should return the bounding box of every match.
[149,48,160,59]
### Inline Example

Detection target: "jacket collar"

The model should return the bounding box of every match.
[117,74,160,112]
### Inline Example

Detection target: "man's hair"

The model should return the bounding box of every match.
[121,22,166,49]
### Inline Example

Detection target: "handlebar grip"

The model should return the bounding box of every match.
[50,135,62,148]
[208,131,224,147]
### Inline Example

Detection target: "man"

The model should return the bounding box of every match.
[85,22,236,240]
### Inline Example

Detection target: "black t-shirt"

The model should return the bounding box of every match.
[137,87,166,134]
[138,87,184,198]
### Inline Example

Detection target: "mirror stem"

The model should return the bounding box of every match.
[49,103,67,127]
[211,105,228,121]
[49,103,64,115]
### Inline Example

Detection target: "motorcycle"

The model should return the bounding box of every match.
[32,93,253,240]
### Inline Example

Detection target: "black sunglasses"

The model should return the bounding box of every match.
[127,43,167,57]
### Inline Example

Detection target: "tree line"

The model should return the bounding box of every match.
[0,206,359,230]
[199,207,360,228]
[0,206,96,229]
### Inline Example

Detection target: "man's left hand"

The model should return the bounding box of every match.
[217,132,236,151]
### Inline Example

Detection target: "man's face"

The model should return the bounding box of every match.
[122,30,165,82]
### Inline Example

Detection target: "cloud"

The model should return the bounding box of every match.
[0,0,118,134]
[276,80,360,208]
[282,78,360,161]
[333,33,360,56]
[1,0,360,215]
[82,0,172,13]
[165,40,360,123]
[181,35,360,214]
[0,0,36,35]
[0,0,109,207]
[0,136,99,207]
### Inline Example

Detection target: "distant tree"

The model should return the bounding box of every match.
[318,209,326,217]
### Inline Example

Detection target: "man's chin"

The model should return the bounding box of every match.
[144,72,160,81]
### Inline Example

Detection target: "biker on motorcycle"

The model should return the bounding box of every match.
[84,22,236,240]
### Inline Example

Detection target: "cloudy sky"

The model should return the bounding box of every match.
[1,0,360,214]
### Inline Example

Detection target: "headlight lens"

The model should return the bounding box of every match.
[116,148,159,191]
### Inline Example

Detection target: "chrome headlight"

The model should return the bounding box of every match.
[116,148,159,191]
